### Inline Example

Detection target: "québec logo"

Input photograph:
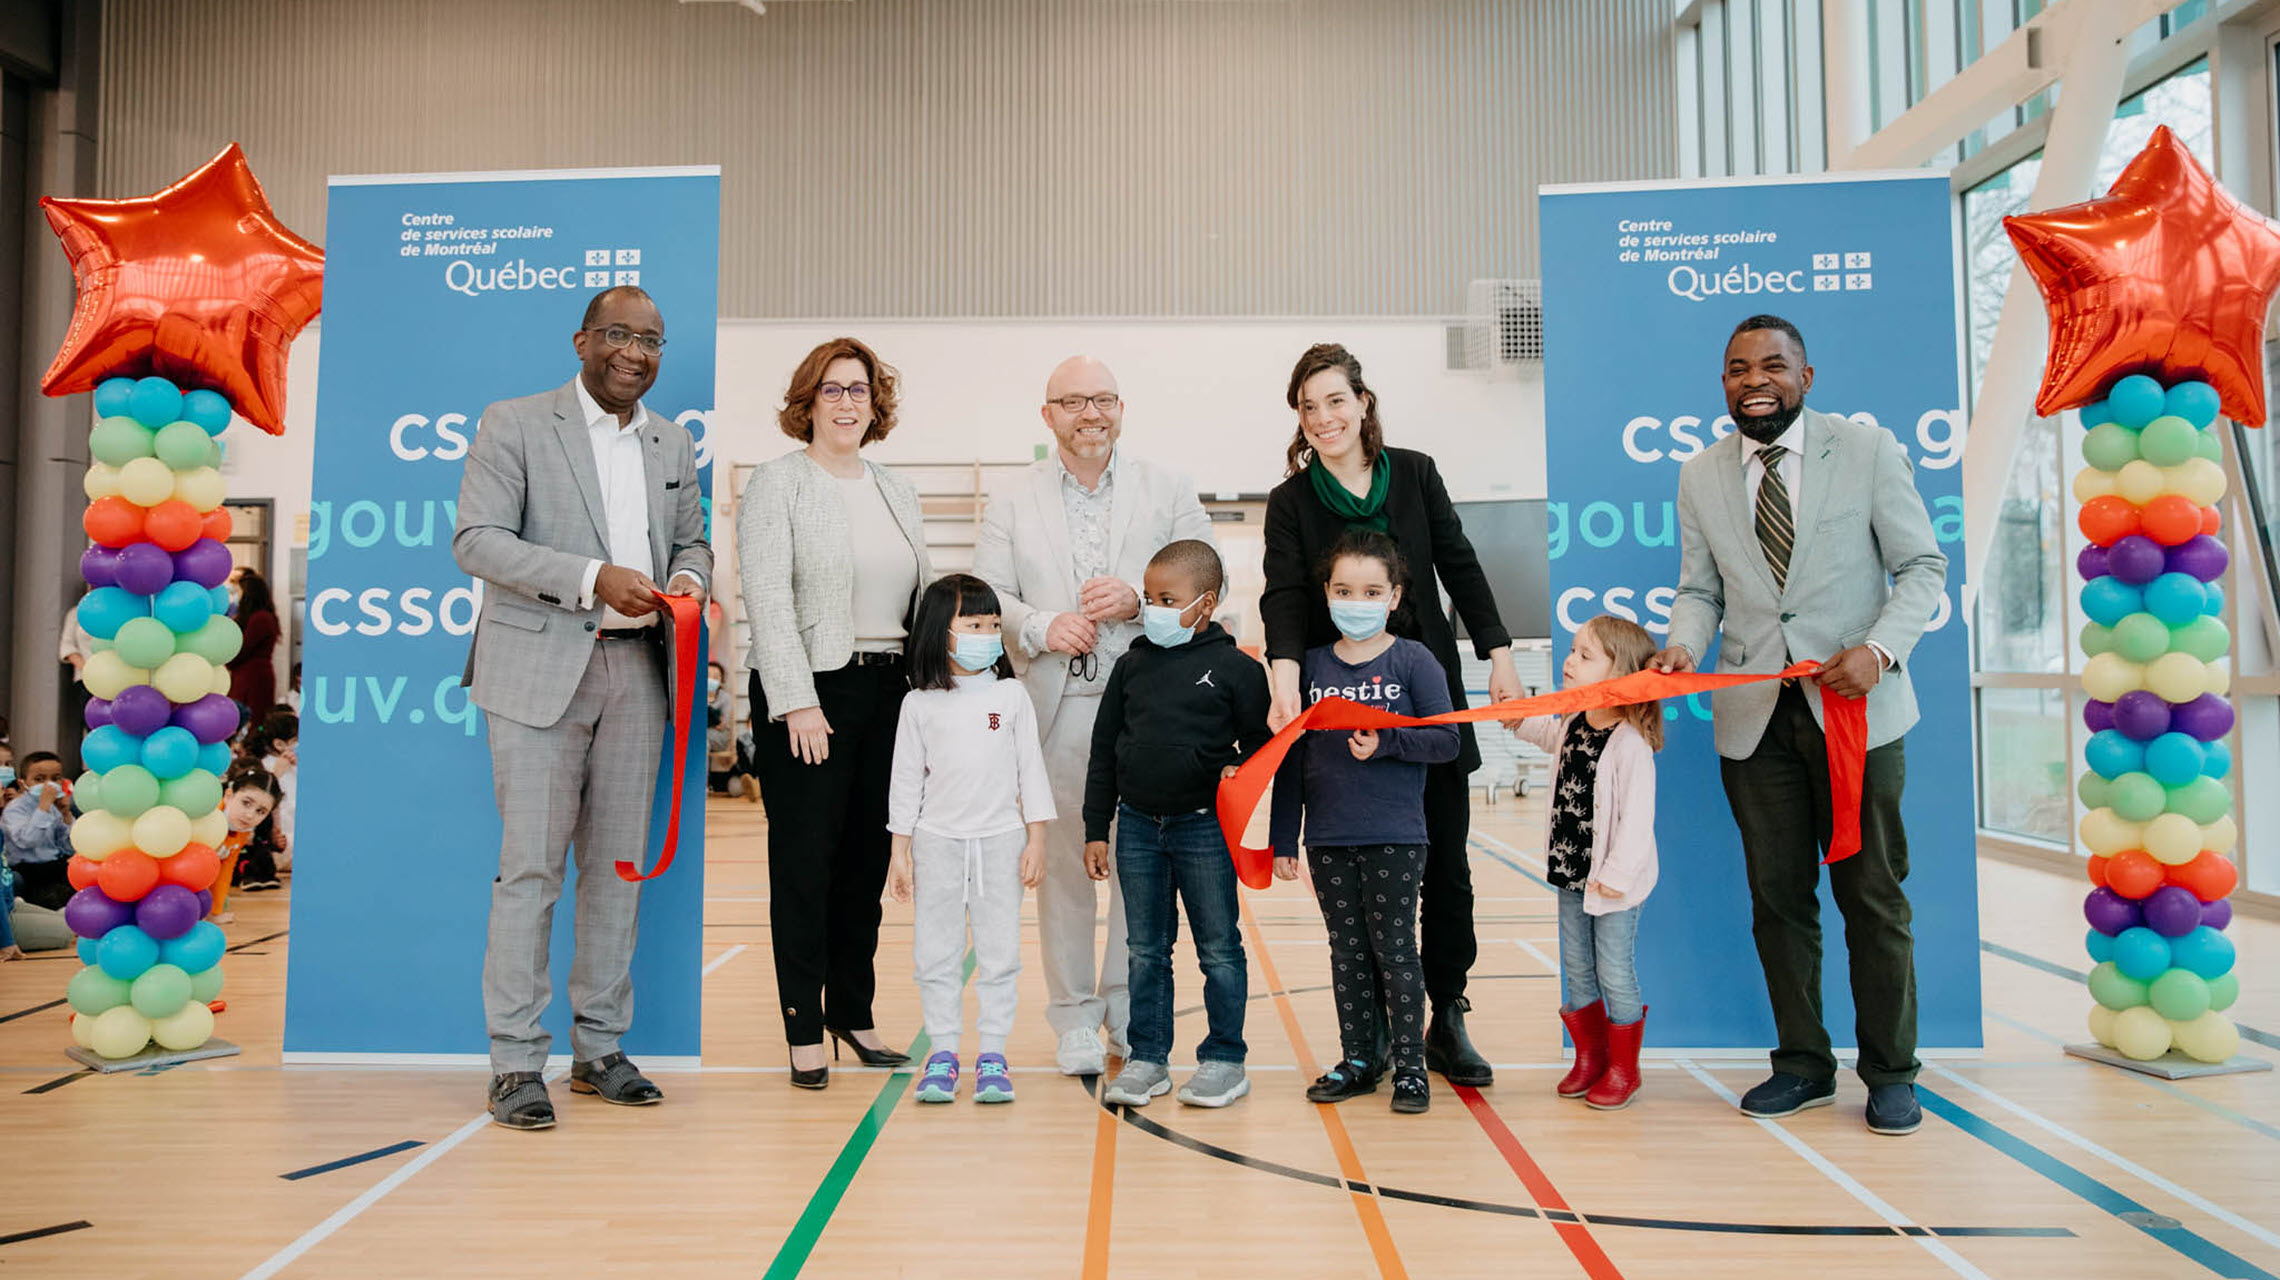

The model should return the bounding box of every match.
[1668,250,1871,302]
[445,247,641,297]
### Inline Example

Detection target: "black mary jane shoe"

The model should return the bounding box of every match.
[1306,1058,1384,1103]
[825,1025,911,1068]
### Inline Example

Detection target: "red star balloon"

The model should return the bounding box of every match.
[39,142,323,435]
[2004,125,2280,426]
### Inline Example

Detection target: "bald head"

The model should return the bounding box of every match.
[1041,355,1125,470]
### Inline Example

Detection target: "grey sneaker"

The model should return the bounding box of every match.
[1101,1059,1172,1107]
[1177,1060,1250,1108]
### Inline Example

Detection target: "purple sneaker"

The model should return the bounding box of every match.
[915,1051,958,1103]
[974,1053,1014,1103]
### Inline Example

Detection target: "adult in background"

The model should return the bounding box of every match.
[1650,314,1946,1136]
[738,336,932,1090]
[1262,342,1523,1087]
[226,567,282,725]
[453,285,711,1129]
[974,355,1213,1076]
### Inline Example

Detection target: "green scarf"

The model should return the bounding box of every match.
[1308,453,1391,532]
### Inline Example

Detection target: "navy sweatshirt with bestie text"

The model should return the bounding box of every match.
[1270,637,1459,853]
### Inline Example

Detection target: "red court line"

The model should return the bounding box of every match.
[1454,1084,1626,1280]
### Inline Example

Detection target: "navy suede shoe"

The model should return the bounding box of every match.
[1865,1082,1922,1135]
[1737,1071,1836,1118]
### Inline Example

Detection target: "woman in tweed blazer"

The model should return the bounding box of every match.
[737,337,934,1088]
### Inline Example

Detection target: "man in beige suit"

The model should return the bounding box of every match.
[974,356,1213,1076]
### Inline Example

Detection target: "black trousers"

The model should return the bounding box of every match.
[751,662,906,1045]
[1721,682,1918,1087]
[1420,762,1477,1007]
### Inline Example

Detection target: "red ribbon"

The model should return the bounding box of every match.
[615,593,703,883]
[1215,661,1868,890]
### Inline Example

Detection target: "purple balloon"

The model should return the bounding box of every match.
[2084,699,2116,733]
[134,884,202,941]
[171,693,242,745]
[2172,694,2235,742]
[2201,898,2233,932]
[109,684,175,738]
[2111,691,2172,741]
[2106,535,2167,586]
[172,538,233,590]
[80,544,121,588]
[64,887,136,940]
[84,697,115,730]
[114,541,176,596]
[2166,534,2229,582]
[194,889,214,917]
[2076,545,2111,582]
[2142,885,2203,937]
[2085,886,2143,936]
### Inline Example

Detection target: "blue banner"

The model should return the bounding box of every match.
[286,168,721,1061]
[1538,174,1981,1052]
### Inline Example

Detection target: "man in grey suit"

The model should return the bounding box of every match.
[453,286,712,1130]
[1651,314,1947,1137]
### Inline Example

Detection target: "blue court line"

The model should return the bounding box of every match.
[279,1140,426,1181]
[1919,1085,2277,1280]
[1468,839,1554,891]
[1989,1011,2280,1144]
[1978,941,2278,1051]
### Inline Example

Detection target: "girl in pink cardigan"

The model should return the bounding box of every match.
[1514,614,1662,1110]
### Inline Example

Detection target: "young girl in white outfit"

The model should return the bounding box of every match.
[887,573,1053,1103]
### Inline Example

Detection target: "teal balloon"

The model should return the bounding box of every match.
[2080,578,2143,628]
[2079,622,2115,657]
[129,962,193,1018]
[2085,730,2145,779]
[153,421,215,470]
[2195,430,2224,463]
[99,764,161,819]
[96,925,159,981]
[2079,399,2116,427]
[2164,380,2221,428]
[78,586,151,641]
[184,614,242,664]
[140,726,200,780]
[2087,960,2150,1010]
[2170,926,2235,980]
[2107,374,2166,428]
[2077,771,2112,810]
[89,416,157,466]
[2142,733,2207,787]
[126,376,184,428]
[181,388,232,435]
[2207,971,2239,1012]
[67,966,133,1016]
[2166,776,2231,825]
[153,581,214,634]
[197,742,231,777]
[2082,422,2142,470]
[2142,573,2207,627]
[2107,773,2167,822]
[158,769,222,818]
[159,921,225,974]
[2204,581,2225,615]
[2148,969,2212,1021]
[112,616,177,669]
[94,376,137,418]
[187,964,224,1004]
[2204,739,2232,779]
[2170,616,2229,663]
[2137,415,2200,467]
[2110,613,2169,663]
[2085,928,2116,964]
[2113,927,2172,981]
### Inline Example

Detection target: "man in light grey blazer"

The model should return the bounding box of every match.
[1652,314,1946,1138]
[453,286,712,1130]
[973,356,1213,1076]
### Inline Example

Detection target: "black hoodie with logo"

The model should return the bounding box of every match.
[1082,622,1273,840]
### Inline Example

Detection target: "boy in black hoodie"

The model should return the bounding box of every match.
[1085,540,1271,1108]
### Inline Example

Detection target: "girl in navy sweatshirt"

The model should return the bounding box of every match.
[1271,530,1458,1113]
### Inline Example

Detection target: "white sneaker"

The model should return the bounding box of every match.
[1056,1027,1107,1076]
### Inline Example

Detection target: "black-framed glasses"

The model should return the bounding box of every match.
[1050,393,1121,414]
[819,381,872,403]
[1068,649,1099,682]
[584,324,666,355]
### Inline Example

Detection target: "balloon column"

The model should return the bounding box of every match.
[2006,126,2271,1069]
[37,143,321,1064]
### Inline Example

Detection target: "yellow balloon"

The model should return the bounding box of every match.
[118,456,176,507]
[172,466,227,512]
[2111,460,2164,505]
[69,1009,98,1050]
[2080,653,2144,703]
[83,462,123,501]
[2111,1005,2173,1061]
[2072,467,2117,502]
[153,653,215,704]
[150,999,216,1052]
[2202,660,2229,697]
[2144,652,2206,704]
[2202,814,2238,857]
[81,650,150,702]
[2079,808,2143,859]
[2143,813,2202,865]
[87,1005,153,1060]
[2165,458,2227,507]
[2172,1011,2240,1064]
[190,809,229,850]
[2086,1004,2118,1048]
[131,805,192,859]
[210,663,234,697]
[69,810,134,860]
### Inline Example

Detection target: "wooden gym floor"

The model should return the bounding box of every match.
[2,791,2276,1280]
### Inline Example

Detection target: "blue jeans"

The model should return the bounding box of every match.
[1117,804,1247,1065]
[1557,888,1643,1025]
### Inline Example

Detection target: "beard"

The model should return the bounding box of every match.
[1733,399,1802,444]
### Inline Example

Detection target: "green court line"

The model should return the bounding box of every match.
[763,952,973,1279]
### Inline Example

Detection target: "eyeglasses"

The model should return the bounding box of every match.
[1068,650,1099,682]
[1050,393,1121,414]
[819,382,872,403]
[584,325,667,355]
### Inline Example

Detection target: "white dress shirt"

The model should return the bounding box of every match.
[570,376,701,628]
[1740,412,1891,670]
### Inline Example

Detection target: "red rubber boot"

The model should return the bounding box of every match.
[1586,1008,1646,1110]
[1556,1001,1609,1099]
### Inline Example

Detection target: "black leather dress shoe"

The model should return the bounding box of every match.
[569,1052,663,1106]
[1865,1082,1921,1135]
[1737,1071,1836,1118]
[1426,997,1495,1086]
[489,1072,555,1130]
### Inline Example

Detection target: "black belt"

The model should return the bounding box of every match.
[844,651,902,668]
[596,628,653,641]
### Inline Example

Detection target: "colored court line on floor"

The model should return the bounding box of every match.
[0,997,67,1026]
[227,929,289,954]
[1452,1083,1626,1277]
[1978,942,2277,1051]
[0,1221,92,1248]
[1081,1075,1119,1280]
[279,1140,426,1181]
[700,943,748,977]
[1917,1082,2277,1280]
[1237,891,1410,1280]
[21,1069,92,1095]
[762,953,972,1280]
[1987,1009,2280,1144]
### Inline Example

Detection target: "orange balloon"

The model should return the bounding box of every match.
[2140,494,2202,546]
[2199,505,2222,536]
[83,495,145,547]
[159,843,221,893]
[66,855,101,892]
[2086,854,2110,888]
[144,500,203,552]
[201,507,232,542]
[2078,495,2142,546]
[2167,851,2238,902]
[2104,849,2165,899]
[95,849,160,903]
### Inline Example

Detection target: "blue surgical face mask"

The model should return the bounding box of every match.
[0,767,13,788]
[951,631,1004,672]
[707,676,722,696]
[1328,599,1390,642]
[1142,594,1206,648]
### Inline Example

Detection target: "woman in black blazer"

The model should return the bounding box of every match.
[1262,342,1523,1089]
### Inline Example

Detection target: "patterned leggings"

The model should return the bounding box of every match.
[1307,844,1429,1074]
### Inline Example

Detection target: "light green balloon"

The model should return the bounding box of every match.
[2148,968,2212,1021]
[129,963,193,1019]
[2207,971,2239,1012]
[89,416,157,467]
[2088,960,2150,1011]
[74,771,105,814]
[2196,430,2225,463]
[2138,415,2200,467]
[153,421,214,471]
[2079,622,2115,657]
[2083,422,2142,472]
[67,966,133,1016]
[158,769,222,818]
[2167,776,2231,825]
[188,964,225,1004]
[2108,772,2167,822]
[99,764,160,819]
[112,616,178,670]
[2111,613,2170,663]
[2170,616,2230,663]
[2077,772,2112,810]
[184,614,242,665]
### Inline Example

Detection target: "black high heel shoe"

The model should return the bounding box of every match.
[825,1025,911,1068]
[788,1044,829,1090]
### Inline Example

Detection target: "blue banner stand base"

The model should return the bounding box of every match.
[2064,1042,2273,1079]
[68,1038,243,1074]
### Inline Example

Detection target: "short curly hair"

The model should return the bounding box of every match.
[779,337,899,445]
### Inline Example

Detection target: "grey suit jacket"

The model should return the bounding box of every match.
[452,379,713,730]
[735,450,933,719]
[1664,407,1947,757]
